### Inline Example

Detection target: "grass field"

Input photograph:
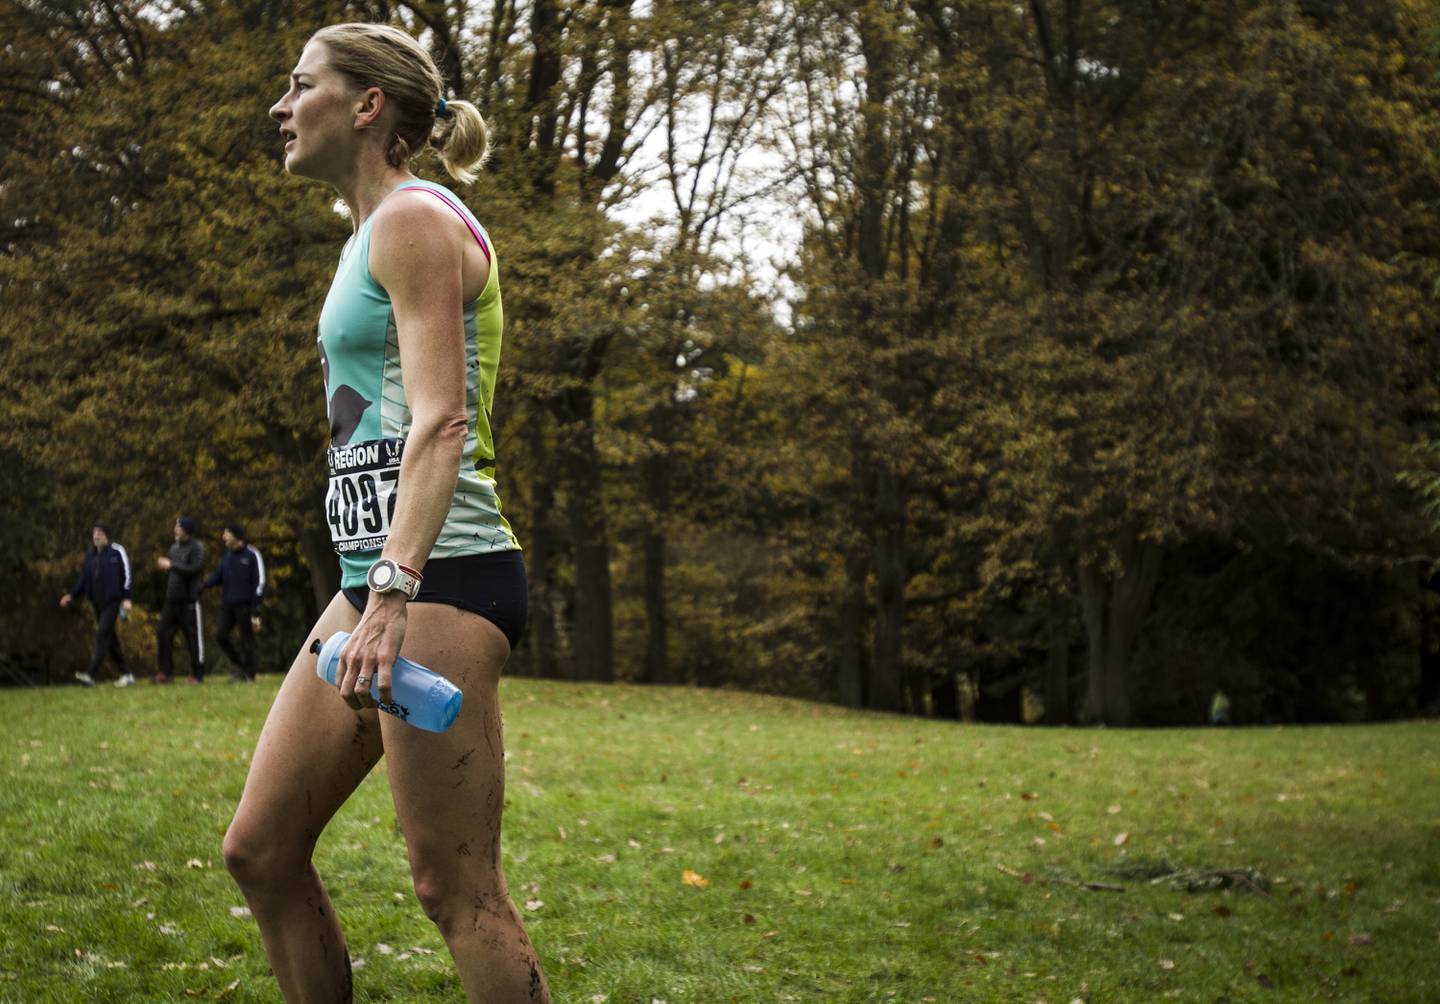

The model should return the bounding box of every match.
[0,676,1436,1003]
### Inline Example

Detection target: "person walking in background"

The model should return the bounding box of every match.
[1210,689,1232,726]
[203,523,266,682]
[58,523,135,688]
[155,515,208,684]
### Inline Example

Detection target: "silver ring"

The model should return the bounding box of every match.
[356,675,370,687]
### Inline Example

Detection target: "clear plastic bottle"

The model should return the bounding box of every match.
[311,631,463,733]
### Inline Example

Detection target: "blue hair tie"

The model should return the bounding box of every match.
[436,97,452,119]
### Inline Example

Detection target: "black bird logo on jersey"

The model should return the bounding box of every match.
[328,385,372,447]
[318,340,372,446]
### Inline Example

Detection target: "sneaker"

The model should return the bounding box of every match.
[152,673,172,685]
[188,675,203,684]
[74,672,95,687]
[114,673,135,688]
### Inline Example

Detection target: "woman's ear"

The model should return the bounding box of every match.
[354,86,386,130]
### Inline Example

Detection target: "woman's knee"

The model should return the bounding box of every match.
[411,863,510,937]
[223,818,310,893]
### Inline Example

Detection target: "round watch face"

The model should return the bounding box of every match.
[370,562,395,589]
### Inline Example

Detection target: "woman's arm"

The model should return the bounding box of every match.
[335,193,475,709]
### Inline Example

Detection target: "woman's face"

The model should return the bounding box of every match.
[269,41,361,181]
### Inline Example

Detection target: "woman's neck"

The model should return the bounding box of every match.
[335,159,414,232]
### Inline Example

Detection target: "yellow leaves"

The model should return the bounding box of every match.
[681,869,710,888]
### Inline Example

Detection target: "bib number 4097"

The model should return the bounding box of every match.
[325,438,404,553]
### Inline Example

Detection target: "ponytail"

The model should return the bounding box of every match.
[430,99,490,185]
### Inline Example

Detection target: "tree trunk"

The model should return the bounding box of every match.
[297,517,339,614]
[870,464,907,712]
[641,420,674,684]
[524,418,560,679]
[1420,571,1440,713]
[557,387,614,682]
[838,538,869,708]
[642,527,668,682]
[1043,590,1071,725]
[1079,527,1164,726]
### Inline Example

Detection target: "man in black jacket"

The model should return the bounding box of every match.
[58,523,135,687]
[155,515,208,683]
[202,523,266,682]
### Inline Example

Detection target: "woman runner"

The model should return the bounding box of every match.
[223,22,548,1003]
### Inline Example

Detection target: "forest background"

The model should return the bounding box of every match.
[5,0,1440,727]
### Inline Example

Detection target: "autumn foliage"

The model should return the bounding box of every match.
[3,0,1440,724]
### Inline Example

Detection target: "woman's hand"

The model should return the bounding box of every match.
[337,591,407,710]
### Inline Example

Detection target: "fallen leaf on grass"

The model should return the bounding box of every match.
[996,864,1036,885]
[1348,934,1374,947]
[524,899,544,911]
[1113,833,1129,846]
[929,837,944,849]
[738,880,752,890]
[1158,959,1175,970]
[682,870,710,888]
[743,914,756,925]
[228,906,251,919]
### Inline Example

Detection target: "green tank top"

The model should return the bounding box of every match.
[317,179,519,589]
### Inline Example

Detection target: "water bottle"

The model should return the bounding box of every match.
[311,631,463,733]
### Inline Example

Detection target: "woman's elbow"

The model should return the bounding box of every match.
[416,410,470,451]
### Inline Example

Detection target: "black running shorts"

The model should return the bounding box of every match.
[343,550,528,649]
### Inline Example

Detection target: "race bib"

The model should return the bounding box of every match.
[325,438,404,553]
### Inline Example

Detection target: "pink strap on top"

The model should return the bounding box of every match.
[407,186,491,263]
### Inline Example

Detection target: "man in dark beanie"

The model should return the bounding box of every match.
[58,523,135,687]
[155,515,208,683]
[202,522,266,682]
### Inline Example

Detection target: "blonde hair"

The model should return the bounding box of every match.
[311,22,489,184]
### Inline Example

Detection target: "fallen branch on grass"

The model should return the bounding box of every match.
[995,863,1127,892]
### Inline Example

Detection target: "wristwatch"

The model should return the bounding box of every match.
[367,559,423,600]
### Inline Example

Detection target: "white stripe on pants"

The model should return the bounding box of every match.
[194,602,205,665]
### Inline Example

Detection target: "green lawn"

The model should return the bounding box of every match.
[1,677,1436,1003]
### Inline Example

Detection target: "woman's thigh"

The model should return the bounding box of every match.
[382,602,512,888]
[228,592,381,859]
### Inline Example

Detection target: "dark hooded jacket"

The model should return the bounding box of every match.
[165,537,208,603]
